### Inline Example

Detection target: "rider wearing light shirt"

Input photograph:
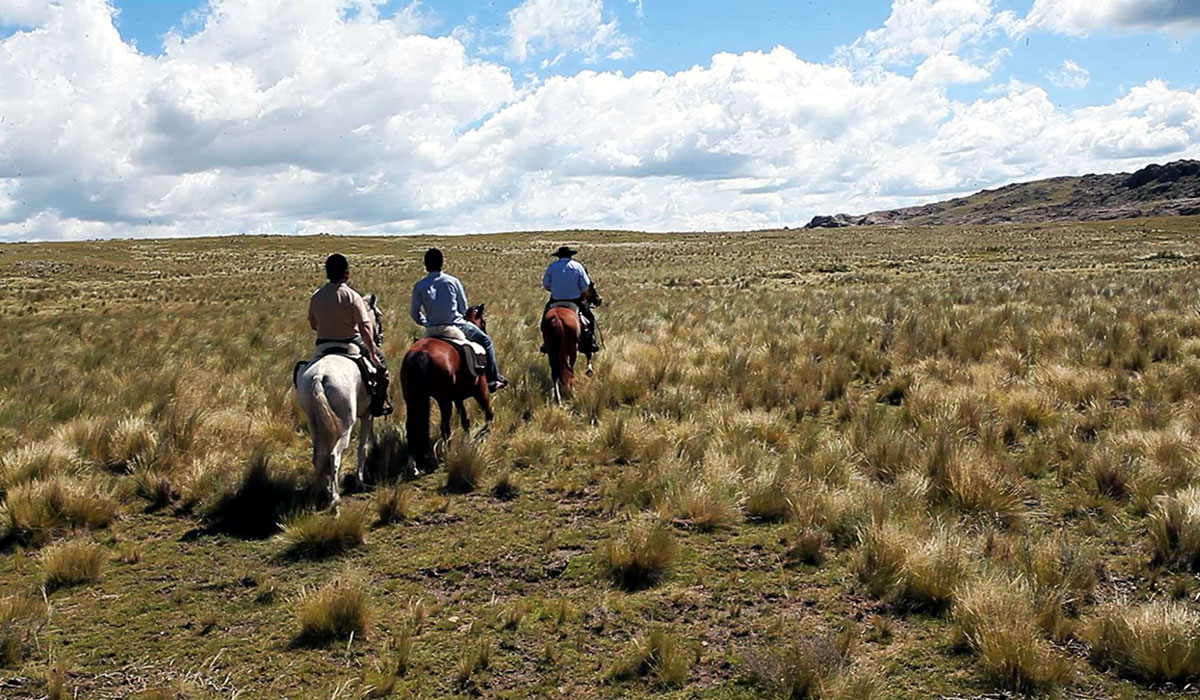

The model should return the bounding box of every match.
[542,245,602,354]
[410,248,508,392]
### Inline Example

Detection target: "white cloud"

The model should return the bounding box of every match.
[915,52,991,84]
[837,0,1006,66]
[1047,59,1090,90]
[1025,0,1200,35]
[1,0,1200,241]
[0,0,54,26]
[507,0,629,64]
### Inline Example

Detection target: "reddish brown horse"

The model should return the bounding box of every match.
[400,305,494,471]
[541,289,597,403]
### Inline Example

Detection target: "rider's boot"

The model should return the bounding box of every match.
[370,372,394,416]
[582,327,601,354]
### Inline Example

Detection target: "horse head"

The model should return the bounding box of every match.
[366,293,385,347]
[465,303,487,333]
[585,281,602,307]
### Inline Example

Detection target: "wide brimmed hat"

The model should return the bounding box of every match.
[552,245,578,258]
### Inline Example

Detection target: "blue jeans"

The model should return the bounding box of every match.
[455,322,500,382]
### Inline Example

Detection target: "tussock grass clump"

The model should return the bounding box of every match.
[670,479,739,531]
[792,484,874,548]
[443,437,495,493]
[455,637,493,685]
[785,528,828,567]
[607,627,695,688]
[130,461,177,510]
[1000,389,1060,442]
[856,521,968,611]
[953,575,1074,693]
[55,415,157,470]
[375,484,412,524]
[40,538,107,589]
[1087,600,1200,683]
[506,429,563,469]
[1086,448,1134,500]
[743,628,859,699]
[281,508,367,558]
[744,475,793,522]
[601,518,678,590]
[0,441,80,494]
[1,476,118,545]
[1150,487,1200,570]
[0,594,48,667]
[109,416,159,470]
[295,574,372,646]
[595,415,642,465]
[362,422,408,485]
[926,441,1025,527]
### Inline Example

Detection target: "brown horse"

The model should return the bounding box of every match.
[400,305,494,471]
[541,289,597,403]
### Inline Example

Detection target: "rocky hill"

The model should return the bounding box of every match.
[806,160,1200,228]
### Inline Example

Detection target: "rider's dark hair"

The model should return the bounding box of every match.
[424,248,443,272]
[325,253,349,281]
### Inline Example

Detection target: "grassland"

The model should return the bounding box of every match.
[1,219,1200,698]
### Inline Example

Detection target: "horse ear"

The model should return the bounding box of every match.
[368,293,377,306]
[478,303,485,314]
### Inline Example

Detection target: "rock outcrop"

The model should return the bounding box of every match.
[805,160,1200,228]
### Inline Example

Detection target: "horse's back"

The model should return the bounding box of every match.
[297,355,363,415]
[401,338,462,395]
[542,307,581,343]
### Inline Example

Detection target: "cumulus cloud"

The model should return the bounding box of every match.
[837,0,1013,66]
[1,0,1200,241]
[1047,59,1091,89]
[1025,0,1200,35]
[506,0,629,64]
[0,0,53,26]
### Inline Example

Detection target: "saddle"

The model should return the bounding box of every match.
[424,326,487,378]
[293,342,377,389]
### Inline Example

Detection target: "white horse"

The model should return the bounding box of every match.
[295,294,383,509]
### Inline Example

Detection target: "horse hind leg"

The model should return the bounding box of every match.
[455,399,470,434]
[352,415,374,492]
[585,352,594,377]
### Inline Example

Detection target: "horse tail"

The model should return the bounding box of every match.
[401,351,432,464]
[312,373,344,450]
[542,314,563,382]
[543,310,576,391]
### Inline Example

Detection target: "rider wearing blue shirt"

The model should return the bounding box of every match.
[542,245,602,354]
[411,248,508,392]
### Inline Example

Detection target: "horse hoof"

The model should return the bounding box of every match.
[586,367,594,377]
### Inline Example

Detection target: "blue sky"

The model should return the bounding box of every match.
[91,0,1197,108]
[1,0,1199,239]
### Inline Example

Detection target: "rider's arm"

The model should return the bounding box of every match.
[456,278,468,316]
[308,300,318,331]
[542,266,552,292]
[410,285,426,326]
[576,262,592,295]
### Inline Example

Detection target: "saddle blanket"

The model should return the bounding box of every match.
[424,325,486,376]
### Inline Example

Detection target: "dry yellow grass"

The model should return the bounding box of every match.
[3,222,1200,696]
